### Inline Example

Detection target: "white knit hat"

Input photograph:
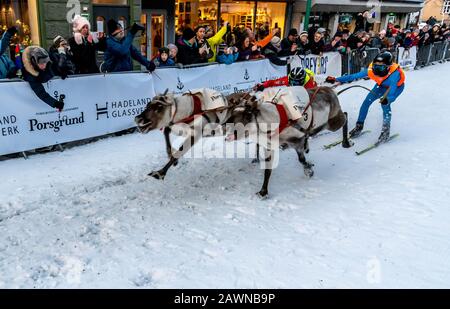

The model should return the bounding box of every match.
[72,15,91,45]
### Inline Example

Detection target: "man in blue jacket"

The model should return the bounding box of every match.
[325,51,405,143]
[104,19,155,73]
[0,26,18,79]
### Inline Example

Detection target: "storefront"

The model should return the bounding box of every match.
[140,0,291,59]
[0,0,40,57]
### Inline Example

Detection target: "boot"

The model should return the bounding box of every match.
[378,123,390,143]
[349,122,364,138]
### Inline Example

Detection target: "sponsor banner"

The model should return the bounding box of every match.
[153,59,286,95]
[0,73,155,156]
[398,46,417,70]
[289,52,342,77]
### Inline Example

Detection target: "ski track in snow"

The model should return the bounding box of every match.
[1,63,450,288]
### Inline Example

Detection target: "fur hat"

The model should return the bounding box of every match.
[22,46,51,77]
[72,15,91,45]
[270,35,281,46]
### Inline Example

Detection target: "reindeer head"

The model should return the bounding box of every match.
[135,89,175,133]
[225,93,261,141]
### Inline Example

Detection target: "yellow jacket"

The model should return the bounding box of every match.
[207,25,228,63]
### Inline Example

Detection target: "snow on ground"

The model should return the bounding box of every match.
[1,63,450,288]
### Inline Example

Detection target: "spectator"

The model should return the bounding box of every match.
[280,28,300,56]
[48,35,75,79]
[262,35,288,66]
[324,32,346,54]
[341,29,350,50]
[237,34,256,61]
[153,47,175,67]
[104,19,155,73]
[309,31,325,55]
[21,46,64,110]
[370,29,388,49]
[297,31,311,55]
[355,11,372,32]
[347,31,364,50]
[206,21,229,63]
[426,16,438,26]
[247,27,276,50]
[411,29,421,46]
[176,27,203,65]
[419,25,432,47]
[195,25,214,63]
[167,43,178,63]
[69,15,106,74]
[0,26,18,79]
[217,43,239,65]
[431,24,443,42]
[402,30,414,49]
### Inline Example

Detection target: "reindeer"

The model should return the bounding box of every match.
[134,89,249,180]
[226,86,353,198]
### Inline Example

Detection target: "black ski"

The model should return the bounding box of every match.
[355,133,400,156]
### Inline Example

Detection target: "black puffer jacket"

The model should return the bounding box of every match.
[48,46,76,79]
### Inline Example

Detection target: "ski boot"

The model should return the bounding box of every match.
[349,122,364,138]
[378,123,390,143]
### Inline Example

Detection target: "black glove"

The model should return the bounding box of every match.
[325,76,336,84]
[146,61,156,72]
[380,97,389,105]
[255,84,265,92]
[54,95,65,111]
[130,23,145,36]
[7,26,18,36]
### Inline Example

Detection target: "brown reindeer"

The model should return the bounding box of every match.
[226,86,353,198]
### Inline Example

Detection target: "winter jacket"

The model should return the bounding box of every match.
[21,46,59,108]
[207,25,228,63]
[196,37,214,63]
[104,33,151,72]
[309,39,325,55]
[237,46,253,61]
[48,46,76,79]
[262,44,288,66]
[217,52,239,65]
[153,56,175,67]
[68,35,106,74]
[175,38,202,65]
[280,38,299,56]
[0,31,17,79]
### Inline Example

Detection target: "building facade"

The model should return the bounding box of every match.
[421,0,450,24]
[291,0,425,35]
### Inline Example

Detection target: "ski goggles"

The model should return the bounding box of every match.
[372,63,389,76]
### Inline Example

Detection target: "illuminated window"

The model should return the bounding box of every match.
[443,1,450,15]
[0,0,39,47]
[92,0,127,5]
[175,0,219,32]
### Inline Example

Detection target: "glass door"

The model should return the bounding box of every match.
[141,10,167,59]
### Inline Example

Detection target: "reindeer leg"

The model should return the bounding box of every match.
[257,148,274,199]
[341,112,353,148]
[163,127,178,166]
[252,143,260,164]
[296,142,314,178]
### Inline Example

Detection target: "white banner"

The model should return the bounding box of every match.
[0,73,155,156]
[398,46,417,70]
[0,54,343,156]
[289,52,342,77]
[152,60,286,95]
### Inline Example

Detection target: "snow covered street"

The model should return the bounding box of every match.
[1,63,450,288]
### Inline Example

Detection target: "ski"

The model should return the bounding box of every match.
[323,130,371,150]
[355,133,400,156]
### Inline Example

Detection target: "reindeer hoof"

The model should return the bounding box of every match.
[148,171,165,180]
[342,140,354,148]
[304,168,314,178]
[256,190,269,199]
[173,160,179,167]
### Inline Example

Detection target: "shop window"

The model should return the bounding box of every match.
[0,0,39,51]
[221,1,255,30]
[444,1,450,15]
[256,1,286,38]
[176,0,219,32]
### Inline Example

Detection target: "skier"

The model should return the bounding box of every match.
[254,66,317,92]
[325,51,405,142]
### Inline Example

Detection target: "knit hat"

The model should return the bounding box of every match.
[270,35,281,46]
[108,19,122,35]
[31,46,51,65]
[53,35,67,48]
[182,27,196,40]
[72,15,90,45]
[299,31,308,38]
[159,47,169,56]
[288,28,298,36]
[334,31,343,38]
[167,43,178,52]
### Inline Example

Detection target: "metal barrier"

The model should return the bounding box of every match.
[430,41,446,63]
[343,48,380,75]
[415,44,433,68]
[445,41,450,60]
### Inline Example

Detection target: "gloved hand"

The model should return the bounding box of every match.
[57,46,66,54]
[54,95,65,111]
[380,97,389,105]
[146,61,156,72]
[325,76,336,84]
[130,23,145,36]
[254,84,265,92]
[7,26,18,36]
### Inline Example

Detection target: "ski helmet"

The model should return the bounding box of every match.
[372,51,393,77]
[288,67,307,86]
[373,51,393,65]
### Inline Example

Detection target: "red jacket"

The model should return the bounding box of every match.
[261,75,317,89]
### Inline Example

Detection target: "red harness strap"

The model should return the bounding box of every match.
[176,95,203,124]
[275,103,290,134]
